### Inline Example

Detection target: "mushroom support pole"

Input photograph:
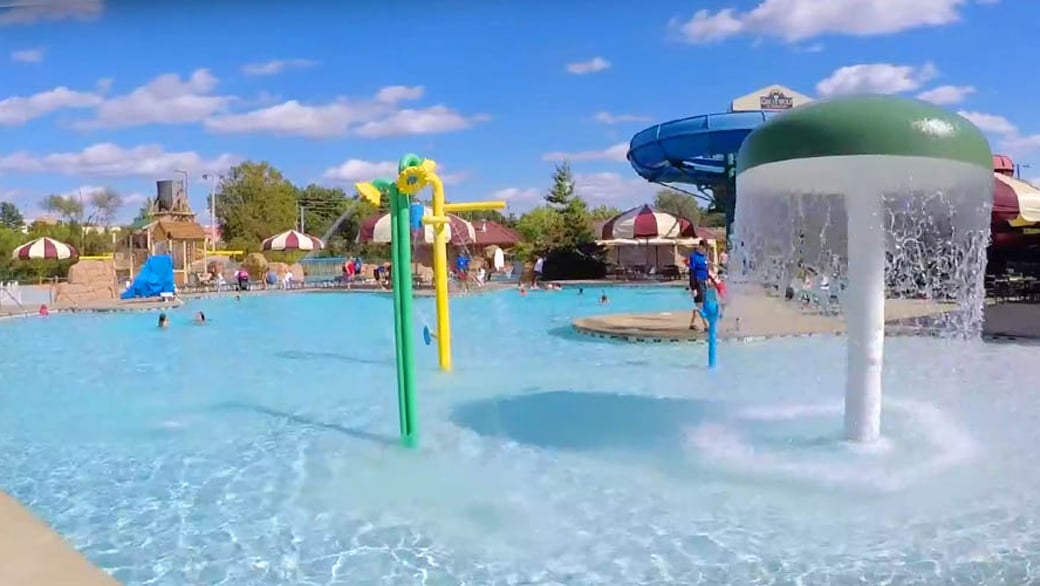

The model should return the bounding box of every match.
[843,191,885,443]
[422,174,505,372]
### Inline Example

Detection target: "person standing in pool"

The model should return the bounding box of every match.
[532,255,544,287]
[688,240,712,331]
[158,313,169,328]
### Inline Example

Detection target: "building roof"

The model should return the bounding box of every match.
[155,219,207,240]
[473,220,521,246]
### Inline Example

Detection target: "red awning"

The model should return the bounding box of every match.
[993,154,1015,175]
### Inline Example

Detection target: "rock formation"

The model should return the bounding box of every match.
[53,259,118,307]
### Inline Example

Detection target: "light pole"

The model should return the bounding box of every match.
[1016,163,1032,180]
[201,173,221,252]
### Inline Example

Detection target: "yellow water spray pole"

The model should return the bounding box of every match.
[427,173,453,371]
[419,160,505,372]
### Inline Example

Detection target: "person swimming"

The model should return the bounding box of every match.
[195,311,206,324]
[578,288,584,295]
[234,294,241,302]
[158,312,169,328]
[599,292,609,305]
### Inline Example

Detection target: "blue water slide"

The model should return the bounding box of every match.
[121,254,176,299]
[627,111,780,184]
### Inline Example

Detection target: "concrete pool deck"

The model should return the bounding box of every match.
[0,492,118,585]
[572,295,961,342]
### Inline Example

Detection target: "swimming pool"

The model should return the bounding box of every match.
[1,286,1038,584]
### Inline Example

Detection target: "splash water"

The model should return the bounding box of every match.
[732,156,993,440]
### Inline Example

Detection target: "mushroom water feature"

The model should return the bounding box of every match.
[732,95,993,443]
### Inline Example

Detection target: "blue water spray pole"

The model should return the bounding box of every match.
[704,288,719,369]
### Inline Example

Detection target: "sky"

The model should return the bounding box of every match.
[0,0,1036,223]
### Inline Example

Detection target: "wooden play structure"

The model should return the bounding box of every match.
[120,179,208,287]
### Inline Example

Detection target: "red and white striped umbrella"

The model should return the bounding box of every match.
[358,207,477,245]
[600,204,696,239]
[992,173,1040,228]
[261,229,324,251]
[11,237,78,260]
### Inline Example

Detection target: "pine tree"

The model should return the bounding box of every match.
[543,162,594,249]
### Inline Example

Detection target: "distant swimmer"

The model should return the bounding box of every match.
[194,311,206,324]
[158,313,169,328]
[599,292,609,305]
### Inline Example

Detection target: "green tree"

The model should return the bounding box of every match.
[0,202,24,229]
[86,188,124,227]
[296,184,351,237]
[544,162,594,249]
[653,188,702,223]
[515,205,564,257]
[589,204,621,222]
[131,200,153,225]
[41,194,83,223]
[215,161,299,251]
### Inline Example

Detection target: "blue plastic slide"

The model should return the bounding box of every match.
[121,255,176,299]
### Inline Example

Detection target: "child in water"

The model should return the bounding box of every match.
[158,313,168,328]
[599,292,609,305]
[194,311,206,324]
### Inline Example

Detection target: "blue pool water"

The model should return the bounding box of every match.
[1,285,1038,585]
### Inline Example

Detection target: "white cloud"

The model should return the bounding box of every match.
[323,159,399,183]
[593,112,651,124]
[957,111,1017,135]
[205,85,487,139]
[323,158,467,185]
[241,58,317,76]
[0,86,102,126]
[0,143,242,178]
[77,69,230,129]
[574,172,653,204]
[490,187,542,206]
[916,84,975,105]
[10,48,45,63]
[671,0,972,44]
[956,111,1040,157]
[542,142,629,163]
[355,107,490,138]
[566,57,611,75]
[816,62,937,97]
[375,85,424,103]
[0,0,104,26]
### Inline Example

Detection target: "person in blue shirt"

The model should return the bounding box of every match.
[688,239,713,331]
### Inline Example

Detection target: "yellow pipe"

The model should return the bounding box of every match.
[428,173,453,372]
[443,201,506,213]
[421,216,449,225]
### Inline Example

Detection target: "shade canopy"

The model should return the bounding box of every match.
[358,207,476,245]
[601,204,696,240]
[737,96,993,173]
[262,229,324,251]
[992,173,1040,227]
[11,237,77,260]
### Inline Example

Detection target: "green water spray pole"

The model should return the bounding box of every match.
[386,183,409,441]
[391,182,419,448]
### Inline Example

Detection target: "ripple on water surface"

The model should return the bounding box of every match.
[1,290,1039,585]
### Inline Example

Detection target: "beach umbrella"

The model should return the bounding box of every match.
[600,204,697,239]
[261,229,324,252]
[358,207,476,245]
[11,237,78,260]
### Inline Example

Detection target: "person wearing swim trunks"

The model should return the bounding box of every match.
[688,239,711,331]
